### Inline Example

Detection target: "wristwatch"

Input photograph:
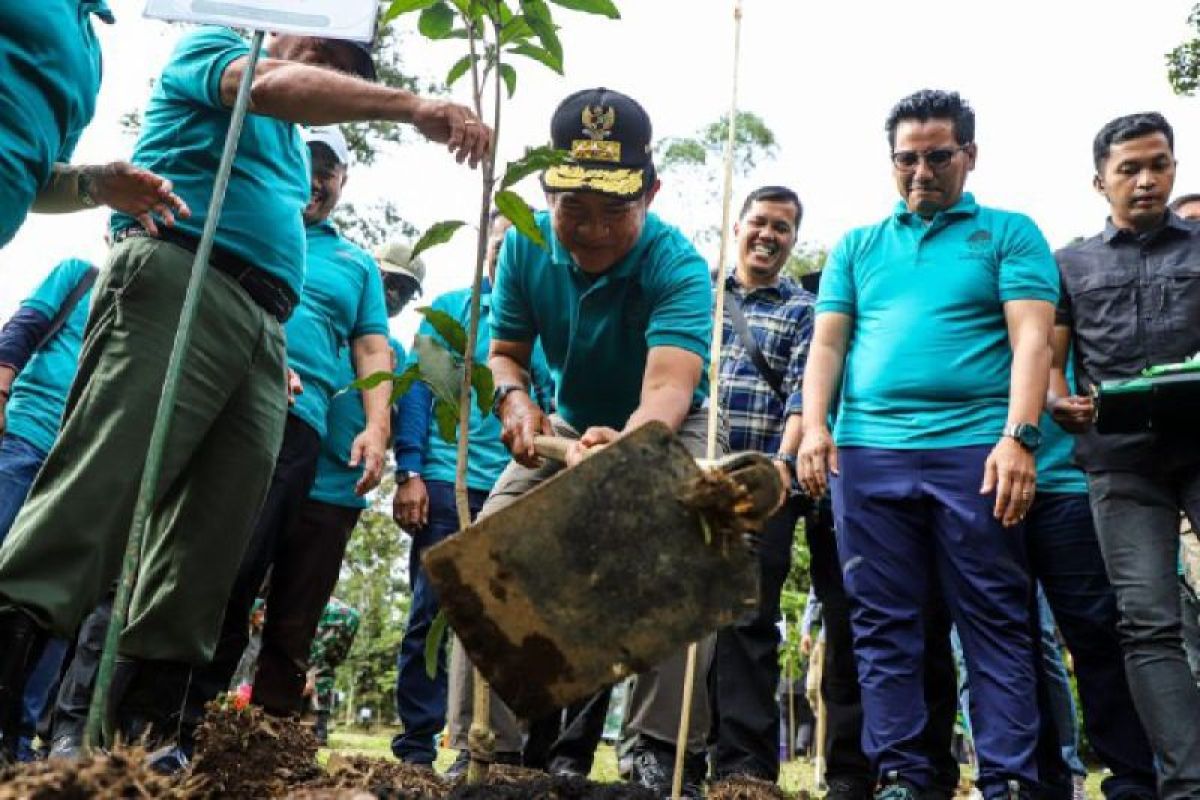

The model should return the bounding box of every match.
[491,383,528,417]
[396,470,420,486]
[1002,422,1043,452]
[77,168,98,208]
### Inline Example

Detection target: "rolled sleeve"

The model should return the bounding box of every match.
[489,230,536,343]
[644,252,712,360]
[998,214,1059,305]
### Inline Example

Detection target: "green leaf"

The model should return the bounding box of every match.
[498,63,517,98]
[500,145,569,190]
[385,0,439,22]
[414,334,463,406]
[346,370,397,392]
[416,306,468,356]
[507,42,562,74]
[388,363,421,404]
[471,362,495,416]
[520,0,563,62]
[498,16,535,46]
[411,220,467,260]
[445,54,476,87]
[433,399,460,443]
[494,190,545,248]
[425,610,449,679]
[418,2,456,39]
[546,0,619,18]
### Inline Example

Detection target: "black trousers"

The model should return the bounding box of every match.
[708,494,801,780]
[252,498,361,714]
[525,685,612,773]
[186,414,322,722]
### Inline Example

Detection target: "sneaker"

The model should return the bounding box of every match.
[825,775,873,800]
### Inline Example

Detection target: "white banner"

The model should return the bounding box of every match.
[144,0,378,42]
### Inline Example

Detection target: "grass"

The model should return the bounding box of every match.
[327,727,1109,798]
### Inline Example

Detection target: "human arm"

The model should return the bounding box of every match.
[31,162,190,233]
[797,313,851,498]
[349,334,392,495]
[219,57,489,167]
[490,338,553,468]
[1047,324,1092,432]
[981,299,1055,526]
[392,380,432,531]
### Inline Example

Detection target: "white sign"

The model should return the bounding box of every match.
[144,0,378,42]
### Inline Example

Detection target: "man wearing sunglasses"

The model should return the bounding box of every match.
[799,89,1058,800]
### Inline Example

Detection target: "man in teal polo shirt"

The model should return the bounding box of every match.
[0,21,488,753]
[798,90,1057,800]
[391,214,554,771]
[0,2,192,249]
[486,88,716,797]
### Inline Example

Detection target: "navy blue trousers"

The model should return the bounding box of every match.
[832,446,1038,798]
[391,479,489,765]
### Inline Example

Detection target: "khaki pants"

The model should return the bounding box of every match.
[0,237,287,664]
[448,409,724,754]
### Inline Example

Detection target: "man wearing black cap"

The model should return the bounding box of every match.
[0,26,489,762]
[484,87,717,797]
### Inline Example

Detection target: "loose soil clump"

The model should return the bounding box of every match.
[708,775,800,800]
[683,468,759,552]
[0,748,184,800]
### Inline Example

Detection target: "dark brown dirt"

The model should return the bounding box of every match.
[682,468,759,553]
[303,754,450,798]
[0,748,185,800]
[707,775,797,800]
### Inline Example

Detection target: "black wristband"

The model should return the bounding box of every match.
[491,383,528,417]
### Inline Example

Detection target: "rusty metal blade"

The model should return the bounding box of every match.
[423,422,760,719]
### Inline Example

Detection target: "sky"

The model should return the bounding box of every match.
[2,0,1198,343]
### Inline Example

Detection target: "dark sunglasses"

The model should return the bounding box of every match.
[891,146,969,172]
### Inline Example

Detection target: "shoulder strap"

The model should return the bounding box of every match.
[727,293,788,404]
[35,267,98,352]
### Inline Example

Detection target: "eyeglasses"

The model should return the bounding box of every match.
[891,146,969,172]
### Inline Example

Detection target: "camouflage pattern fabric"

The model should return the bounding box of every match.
[309,597,361,710]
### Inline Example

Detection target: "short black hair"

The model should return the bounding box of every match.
[885,89,975,148]
[1093,112,1174,171]
[739,186,803,226]
[1170,193,1200,212]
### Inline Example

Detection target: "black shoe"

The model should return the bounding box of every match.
[0,608,44,765]
[47,731,84,761]
[114,659,193,752]
[629,744,703,799]
[825,775,873,800]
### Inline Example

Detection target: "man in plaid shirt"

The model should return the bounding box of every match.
[710,185,814,783]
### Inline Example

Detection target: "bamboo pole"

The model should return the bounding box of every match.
[83,29,267,752]
[671,2,744,797]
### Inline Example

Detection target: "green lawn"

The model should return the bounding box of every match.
[326,727,1108,797]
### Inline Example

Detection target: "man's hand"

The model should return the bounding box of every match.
[499,391,553,468]
[773,458,795,509]
[569,426,619,467]
[798,425,838,499]
[800,633,814,657]
[1050,395,1094,433]
[286,368,303,406]
[84,162,190,234]
[410,99,492,168]
[350,425,388,496]
[981,436,1036,527]
[393,475,429,532]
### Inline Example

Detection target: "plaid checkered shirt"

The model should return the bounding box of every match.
[717,270,815,454]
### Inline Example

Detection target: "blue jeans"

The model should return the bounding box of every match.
[1025,492,1156,799]
[391,479,489,764]
[832,446,1038,799]
[0,434,66,760]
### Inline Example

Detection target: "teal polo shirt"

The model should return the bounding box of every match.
[411,284,554,492]
[286,220,389,439]
[1037,357,1086,494]
[6,258,95,455]
[490,211,711,432]
[0,0,112,247]
[111,26,310,297]
[816,193,1058,449]
[310,337,406,509]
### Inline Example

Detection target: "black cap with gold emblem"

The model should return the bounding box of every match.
[541,87,654,200]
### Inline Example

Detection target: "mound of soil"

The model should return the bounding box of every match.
[0,748,184,800]
[708,775,799,800]
[304,754,450,799]
[181,700,322,796]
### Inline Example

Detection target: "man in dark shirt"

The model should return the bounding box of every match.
[1052,111,1200,796]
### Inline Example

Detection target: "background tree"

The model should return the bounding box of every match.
[1167,3,1200,95]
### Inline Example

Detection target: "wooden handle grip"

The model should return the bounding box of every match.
[533,436,576,463]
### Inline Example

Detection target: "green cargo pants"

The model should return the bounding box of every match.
[0,236,287,664]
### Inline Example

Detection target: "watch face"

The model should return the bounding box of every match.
[1019,425,1042,449]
